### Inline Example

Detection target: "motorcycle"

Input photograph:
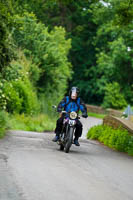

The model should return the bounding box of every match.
[53,106,79,153]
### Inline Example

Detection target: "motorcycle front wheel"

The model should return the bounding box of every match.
[65,127,73,153]
[60,144,64,151]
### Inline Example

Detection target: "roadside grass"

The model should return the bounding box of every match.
[87,124,133,156]
[9,113,57,132]
[87,112,106,119]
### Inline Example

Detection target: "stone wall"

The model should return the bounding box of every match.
[106,108,123,118]
[103,115,133,135]
[86,105,106,114]
[86,104,123,117]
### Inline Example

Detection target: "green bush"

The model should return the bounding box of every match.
[0,80,8,110]
[2,80,39,114]
[113,130,130,152]
[127,137,133,156]
[0,50,40,114]
[12,80,40,114]
[99,126,113,146]
[87,124,133,156]
[0,111,9,138]
[102,82,127,109]
[2,63,23,81]
[3,81,23,113]
[87,125,104,140]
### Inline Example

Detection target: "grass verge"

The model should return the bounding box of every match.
[87,112,106,119]
[9,113,57,132]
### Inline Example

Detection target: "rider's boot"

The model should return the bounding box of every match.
[52,133,60,142]
[74,137,80,146]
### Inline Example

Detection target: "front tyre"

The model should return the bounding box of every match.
[60,144,64,151]
[65,127,74,153]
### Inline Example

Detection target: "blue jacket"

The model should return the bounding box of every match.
[57,96,87,114]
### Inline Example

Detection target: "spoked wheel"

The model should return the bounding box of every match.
[65,127,73,153]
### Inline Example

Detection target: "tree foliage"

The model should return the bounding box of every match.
[90,0,133,105]
[102,82,127,109]
[11,0,98,103]
[0,0,15,71]
[1,0,133,112]
[0,51,39,114]
[11,12,72,102]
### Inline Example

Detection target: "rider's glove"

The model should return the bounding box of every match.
[82,113,88,118]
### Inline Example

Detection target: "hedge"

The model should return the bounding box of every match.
[87,125,133,156]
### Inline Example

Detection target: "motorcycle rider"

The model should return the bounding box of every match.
[52,87,88,146]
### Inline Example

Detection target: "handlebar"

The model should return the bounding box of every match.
[52,105,83,119]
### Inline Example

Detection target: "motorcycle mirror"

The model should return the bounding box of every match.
[52,105,57,109]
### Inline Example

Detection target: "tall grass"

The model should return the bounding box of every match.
[9,113,58,132]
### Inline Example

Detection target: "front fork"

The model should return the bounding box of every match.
[65,125,75,143]
[58,121,76,144]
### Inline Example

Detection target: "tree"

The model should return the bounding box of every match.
[11,0,98,104]
[11,0,133,106]
[0,0,14,71]
[90,0,133,105]
[11,13,72,103]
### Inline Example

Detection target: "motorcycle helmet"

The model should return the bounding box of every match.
[69,87,79,99]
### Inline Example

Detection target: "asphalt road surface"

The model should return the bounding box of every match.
[0,117,133,200]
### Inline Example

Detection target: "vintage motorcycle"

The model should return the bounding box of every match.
[53,106,79,153]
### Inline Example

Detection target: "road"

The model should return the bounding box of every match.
[0,117,133,200]
[80,116,102,139]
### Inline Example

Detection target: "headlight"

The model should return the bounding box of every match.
[70,111,77,119]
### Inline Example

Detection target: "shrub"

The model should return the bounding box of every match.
[0,51,40,114]
[0,111,9,138]
[3,81,23,113]
[12,80,40,114]
[99,125,113,146]
[2,63,23,81]
[127,136,133,156]
[87,125,104,140]
[113,130,130,152]
[2,79,39,114]
[0,80,8,110]
[87,124,133,156]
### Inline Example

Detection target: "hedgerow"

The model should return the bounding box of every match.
[87,125,133,156]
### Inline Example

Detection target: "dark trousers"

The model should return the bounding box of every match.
[55,117,83,139]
